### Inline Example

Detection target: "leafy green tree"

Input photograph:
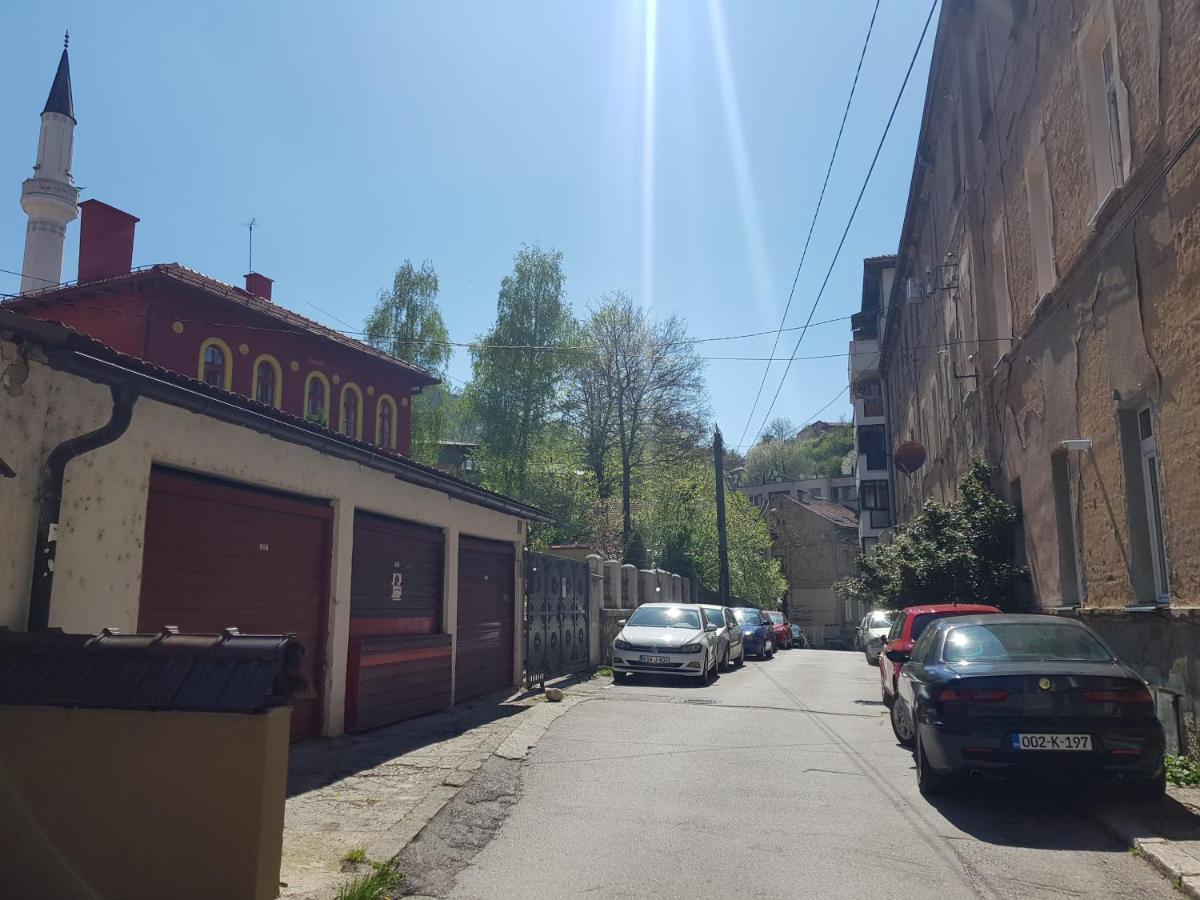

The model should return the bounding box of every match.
[743,425,853,484]
[364,260,452,464]
[834,460,1028,610]
[468,245,575,500]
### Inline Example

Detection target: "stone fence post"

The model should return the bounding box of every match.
[681,576,692,604]
[586,555,603,668]
[603,559,622,609]
[621,564,639,609]
[671,573,683,603]
[639,569,660,605]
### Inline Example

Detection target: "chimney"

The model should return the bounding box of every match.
[77,200,139,282]
[244,272,273,301]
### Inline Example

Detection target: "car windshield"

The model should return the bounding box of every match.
[767,612,784,624]
[869,611,894,628]
[627,606,701,629]
[733,608,762,626]
[911,611,987,642]
[701,608,725,627]
[942,623,1113,663]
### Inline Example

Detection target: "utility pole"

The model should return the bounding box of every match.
[713,425,731,604]
[246,218,256,273]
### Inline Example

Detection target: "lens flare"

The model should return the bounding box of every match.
[640,0,658,310]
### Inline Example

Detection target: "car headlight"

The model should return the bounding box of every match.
[614,638,631,650]
[678,643,703,654]
[743,629,755,637]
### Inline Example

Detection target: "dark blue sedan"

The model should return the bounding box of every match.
[733,607,774,659]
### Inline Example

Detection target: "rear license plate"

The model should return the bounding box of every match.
[639,655,671,664]
[1012,733,1092,751]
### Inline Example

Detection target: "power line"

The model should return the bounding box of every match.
[730,384,851,449]
[749,0,939,447]
[735,0,881,450]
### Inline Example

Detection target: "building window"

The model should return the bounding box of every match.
[990,217,1012,351]
[860,480,889,511]
[340,383,363,439]
[857,424,886,472]
[1051,451,1081,607]
[857,379,883,418]
[1081,8,1131,208]
[252,355,282,408]
[376,394,396,449]
[1025,140,1056,298]
[1119,405,1170,603]
[305,372,330,426]
[198,338,233,391]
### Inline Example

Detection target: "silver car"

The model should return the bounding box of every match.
[701,605,745,671]
[612,603,720,682]
[861,609,896,665]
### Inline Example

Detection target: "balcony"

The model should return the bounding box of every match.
[848,337,880,385]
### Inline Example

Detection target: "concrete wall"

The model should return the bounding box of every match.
[878,1,1200,712]
[0,345,524,736]
[0,705,290,900]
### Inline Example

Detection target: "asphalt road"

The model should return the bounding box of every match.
[422,649,1172,899]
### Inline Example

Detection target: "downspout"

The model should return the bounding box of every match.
[27,381,140,631]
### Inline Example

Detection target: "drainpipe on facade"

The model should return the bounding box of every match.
[27,381,140,631]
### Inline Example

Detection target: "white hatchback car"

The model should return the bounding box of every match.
[612,603,719,682]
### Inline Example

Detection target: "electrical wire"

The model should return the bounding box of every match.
[736,0,882,450]
[747,0,940,448]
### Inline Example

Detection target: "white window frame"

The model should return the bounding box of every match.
[1025,136,1057,299]
[1079,2,1132,214]
[1137,405,1170,601]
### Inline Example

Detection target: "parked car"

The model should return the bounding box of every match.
[880,604,1001,708]
[860,609,897,666]
[765,610,793,650]
[791,624,809,649]
[733,607,774,659]
[886,614,1165,799]
[612,603,720,682]
[701,605,745,671]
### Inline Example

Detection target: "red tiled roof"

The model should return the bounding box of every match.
[3,263,439,385]
[776,493,859,529]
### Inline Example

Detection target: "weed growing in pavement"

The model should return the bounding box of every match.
[595,667,613,678]
[1166,755,1200,786]
[343,848,368,865]
[335,861,403,900]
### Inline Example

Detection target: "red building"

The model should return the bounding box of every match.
[6,199,436,455]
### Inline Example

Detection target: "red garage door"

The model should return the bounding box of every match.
[455,536,516,703]
[138,468,332,740]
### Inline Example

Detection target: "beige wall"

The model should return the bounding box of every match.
[0,346,525,735]
[0,705,290,900]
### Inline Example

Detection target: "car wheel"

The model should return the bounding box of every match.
[890,698,915,749]
[916,731,952,797]
[718,647,729,673]
[699,653,713,685]
[1129,767,1166,803]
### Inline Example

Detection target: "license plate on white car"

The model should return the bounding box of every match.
[640,655,671,664]
[1012,733,1092,751]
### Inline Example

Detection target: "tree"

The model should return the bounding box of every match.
[743,425,854,484]
[364,260,451,464]
[834,459,1028,610]
[763,417,798,442]
[571,294,708,552]
[468,245,575,500]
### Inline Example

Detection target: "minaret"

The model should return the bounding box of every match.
[20,33,79,293]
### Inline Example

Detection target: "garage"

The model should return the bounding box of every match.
[138,467,332,740]
[454,536,517,703]
[345,511,450,732]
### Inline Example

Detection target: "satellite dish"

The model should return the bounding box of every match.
[893,441,927,475]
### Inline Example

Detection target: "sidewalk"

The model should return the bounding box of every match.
[1095,786,1200,897]
[279,674,606,899]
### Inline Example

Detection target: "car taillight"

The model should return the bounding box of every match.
[1082,688,1153,704]
[939,688,1008,703]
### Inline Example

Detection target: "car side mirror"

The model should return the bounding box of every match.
[885,649,909,664]
[617,619,627,628]
[705,624,718,632]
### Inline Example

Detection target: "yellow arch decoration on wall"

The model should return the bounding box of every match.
[251,354,284,408]
[375,393,397,449]
[304,371,332,425]
[339,382,364,440]
[197,337,234,391]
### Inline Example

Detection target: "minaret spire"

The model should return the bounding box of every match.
[19,37,79,293]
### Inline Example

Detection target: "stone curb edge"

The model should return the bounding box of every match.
[1092,807,1200,898]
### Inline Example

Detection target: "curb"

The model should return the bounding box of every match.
[1092,806,1200,898]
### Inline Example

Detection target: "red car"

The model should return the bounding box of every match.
[879,603,1001,709]
[766,610,793,650]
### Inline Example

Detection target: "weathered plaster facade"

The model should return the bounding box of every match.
[0,334,526,737]
[880,0,1200,721]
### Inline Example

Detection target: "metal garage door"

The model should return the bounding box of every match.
[345,512,450,732]
[454,536,517,703]
[138,468,332,740]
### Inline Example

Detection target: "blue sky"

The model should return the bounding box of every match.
[1,1,935,451]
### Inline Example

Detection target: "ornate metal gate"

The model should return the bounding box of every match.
[524,551,589,688]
